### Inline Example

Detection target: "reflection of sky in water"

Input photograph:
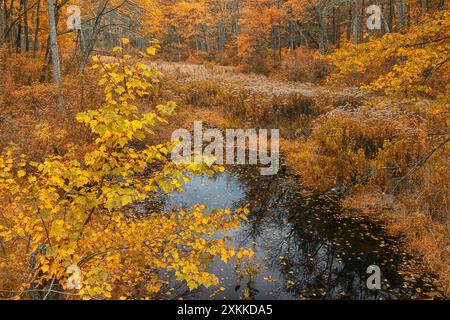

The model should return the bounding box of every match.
[164,173,245,210]
[163,172,298,300]
[158,169,444,300]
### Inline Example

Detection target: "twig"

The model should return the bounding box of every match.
[392,137,450,192]
[43,276,56,300]
[0,289,98,299]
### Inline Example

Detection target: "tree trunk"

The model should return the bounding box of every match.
[217,20,225,52]
[23,0,29,52]
[347,6,352,41]
[317,7,327,53]
[33,0,40,57]
[46,0,64,114]
[388,0,394,32]
[352,0,359,45]
[421,0,428,10]
[396,0,404,32]
[289,20,295,54]
[0,0,4,43]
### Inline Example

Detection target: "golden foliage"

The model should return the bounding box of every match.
[0,41,251,300]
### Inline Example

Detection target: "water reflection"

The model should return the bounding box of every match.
[161,165,444,300]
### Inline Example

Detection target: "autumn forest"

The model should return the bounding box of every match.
[0,0,449,303]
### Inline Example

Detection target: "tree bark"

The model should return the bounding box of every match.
[0,0,4,43]
[316,7,327,53]
[396,0,404,32]
[46,0,64,114]
[388,0,394,32]
[23,0,30,52]
[33,0,40,57]
[352,0,359,45]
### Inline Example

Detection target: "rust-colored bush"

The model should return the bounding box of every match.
[4,54,44,86]
[279,48,329,83]
[292,108,428,190]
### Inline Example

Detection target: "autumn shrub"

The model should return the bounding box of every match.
[180,81,314,124]
[0,63,107,161]
[292,108,428,191]
[185,50,209,64]
[4,54,43,86]
[279,48,329,83]
[173,80,232,108]
[236,48,275,75]
[216,44,240,66]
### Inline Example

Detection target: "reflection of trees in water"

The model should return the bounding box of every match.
[231,165,440,300]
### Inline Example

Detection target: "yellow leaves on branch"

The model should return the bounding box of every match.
[327,10,450,99]
[0,43,252,300]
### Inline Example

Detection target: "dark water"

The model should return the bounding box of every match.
[158,165,445,300]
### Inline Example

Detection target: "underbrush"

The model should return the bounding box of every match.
[291,108,429,190]
[0,55,169,160]
[278,48,330,83]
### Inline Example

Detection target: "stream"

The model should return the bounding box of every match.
[154,164,444,300]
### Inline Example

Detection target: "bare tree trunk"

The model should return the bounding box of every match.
[4,0,12,54]
[359,0,365,42]
[381,3,391,34]
[396,0,404,32]
[315,5,328,53]
[177,33,182,61]
[33,0,40,57]
[217,19,225,52]
[421,0,428,10]
[388,0,394,32]
[0,0,4,43]
[231,0,239,35]
[16,0,23,53]
[23,0,30,52]
[289,20,295,54]
[352,0,359,45]
[332,6,336,45]
[47,0,64,114]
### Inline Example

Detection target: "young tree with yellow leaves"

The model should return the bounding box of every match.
[0,40,252,300]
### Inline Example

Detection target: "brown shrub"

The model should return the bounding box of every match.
[291,108,428,191]
[237,49,275,75]
[4,54,43,86]
[279,48,330,83]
